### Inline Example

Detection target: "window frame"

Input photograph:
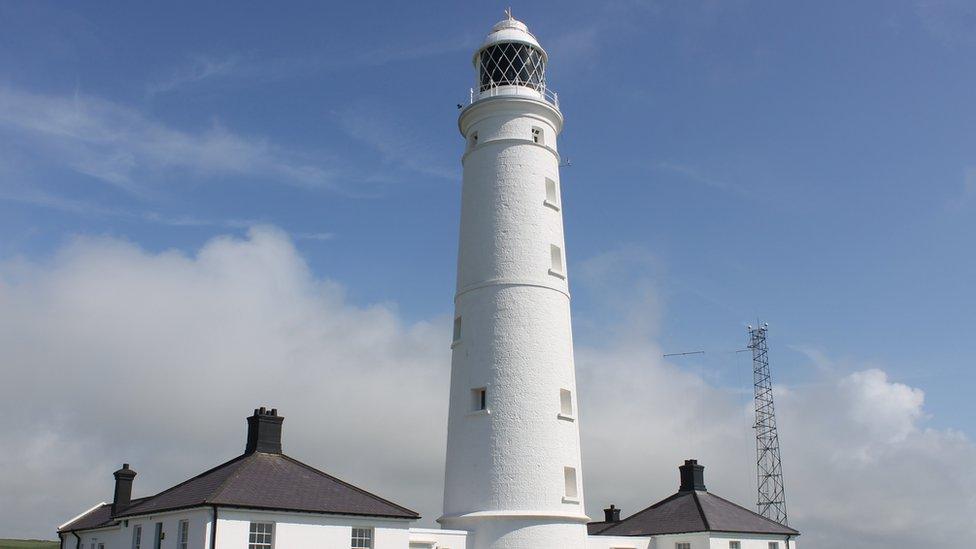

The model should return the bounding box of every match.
[729,542,741,549]
[470,387,488,413]
[132,525,142,549]
[531,126,544,145]
[675,543,692,549]
[544,177,560,211]
[350,527,373,549]
[248,522,274,549]
[177,520,189,549]
[549,244,565,279]
[452,316,462,345]
[563,466,579,502]
[558,388,574,421]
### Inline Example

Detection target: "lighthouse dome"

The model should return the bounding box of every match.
[474,13,548,94]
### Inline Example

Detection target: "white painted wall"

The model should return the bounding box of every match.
[585,534,652,549]
[707,532,797,549]
[408,527,468,549]
[647,532,711,549]
[216,508,412,549]
[440,17,589,549]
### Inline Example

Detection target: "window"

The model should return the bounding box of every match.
[564,466,578,499]
[729,542,741,549]
[177,520,188,549]
[544,178,559,209]
[351,528,373,548]
[98,544,104,549]
[550,244,564,277]
[768,544,780,549]
[453,316,462,343]
[248,522,274,549]
[676,544,691,549]
[132,525,142,549]
[559,389,573,418]
[531,127,543,145]
[472,387,487,411]
[469,131,478,150]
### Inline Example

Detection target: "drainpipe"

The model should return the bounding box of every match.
[72,531,81,549]
[210,506,219,549]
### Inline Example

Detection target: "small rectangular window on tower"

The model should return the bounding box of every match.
[563,466,579,500]
[472,387,487,412]
[729,542,742,549]
[559,389,573,419]
[531,126,543,145]
[453,316,462,343]
[549,244,564,278]
[675,543,691,549]
[544,177,560,210]
[469,131,478,150]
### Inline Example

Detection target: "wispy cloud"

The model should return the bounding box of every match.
[145,36,476,94]
[0,187,257,229]
[0,86,343,194]
[337,101,457,180]
[654,160,755,198]
[146,54,241,95]
[915,0,976,48]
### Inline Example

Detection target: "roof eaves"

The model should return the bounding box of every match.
[58,502,107,531]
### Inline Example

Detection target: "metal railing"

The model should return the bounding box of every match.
[469,82,559,109]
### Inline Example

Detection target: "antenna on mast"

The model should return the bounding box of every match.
[748,322,789,525]
[504,7,513,20]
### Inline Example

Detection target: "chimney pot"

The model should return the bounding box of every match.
[603,504,621,523]
[245,406,284,454]
[679,459,707,492]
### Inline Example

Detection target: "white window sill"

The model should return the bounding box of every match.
[543,199,561,211]
[562,496,580,504]
[467,409,490,417]
[557,413,575,422]
[548,269,566,280]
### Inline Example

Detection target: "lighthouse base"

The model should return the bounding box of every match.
[440,513,588,549]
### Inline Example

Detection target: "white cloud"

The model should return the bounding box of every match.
[0,86,342,193]
[0,229,973,548]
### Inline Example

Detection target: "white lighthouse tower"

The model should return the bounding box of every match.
[439,13,589,549]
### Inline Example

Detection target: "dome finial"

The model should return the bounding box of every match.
[504,7,513,20]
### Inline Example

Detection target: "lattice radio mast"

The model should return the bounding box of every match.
[748,322,789,525]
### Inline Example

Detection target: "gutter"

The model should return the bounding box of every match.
[210,505,218,549]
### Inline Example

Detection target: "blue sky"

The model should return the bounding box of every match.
[4,0,972,429]
[1,2,975,543]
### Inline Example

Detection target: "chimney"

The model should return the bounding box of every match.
[245,407,284,454]
[679,459,707,492]
[603,504,621,523]
[112,463,137,516]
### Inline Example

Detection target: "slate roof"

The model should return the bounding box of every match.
[590,490,799,537]
[121,452,418,520]
[60,452,419,532]
[59,498,149,532]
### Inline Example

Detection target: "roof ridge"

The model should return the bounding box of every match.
[207,452,260,503]
[691,490,710,531]
[118,454,250,517]
[277,453,420,517]
[700,491,799,534]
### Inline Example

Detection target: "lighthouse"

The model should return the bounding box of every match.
[439,13,589,549]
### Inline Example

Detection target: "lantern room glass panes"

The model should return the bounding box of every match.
[479,42,546,91]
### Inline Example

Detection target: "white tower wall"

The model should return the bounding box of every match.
[440,17,588,549]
